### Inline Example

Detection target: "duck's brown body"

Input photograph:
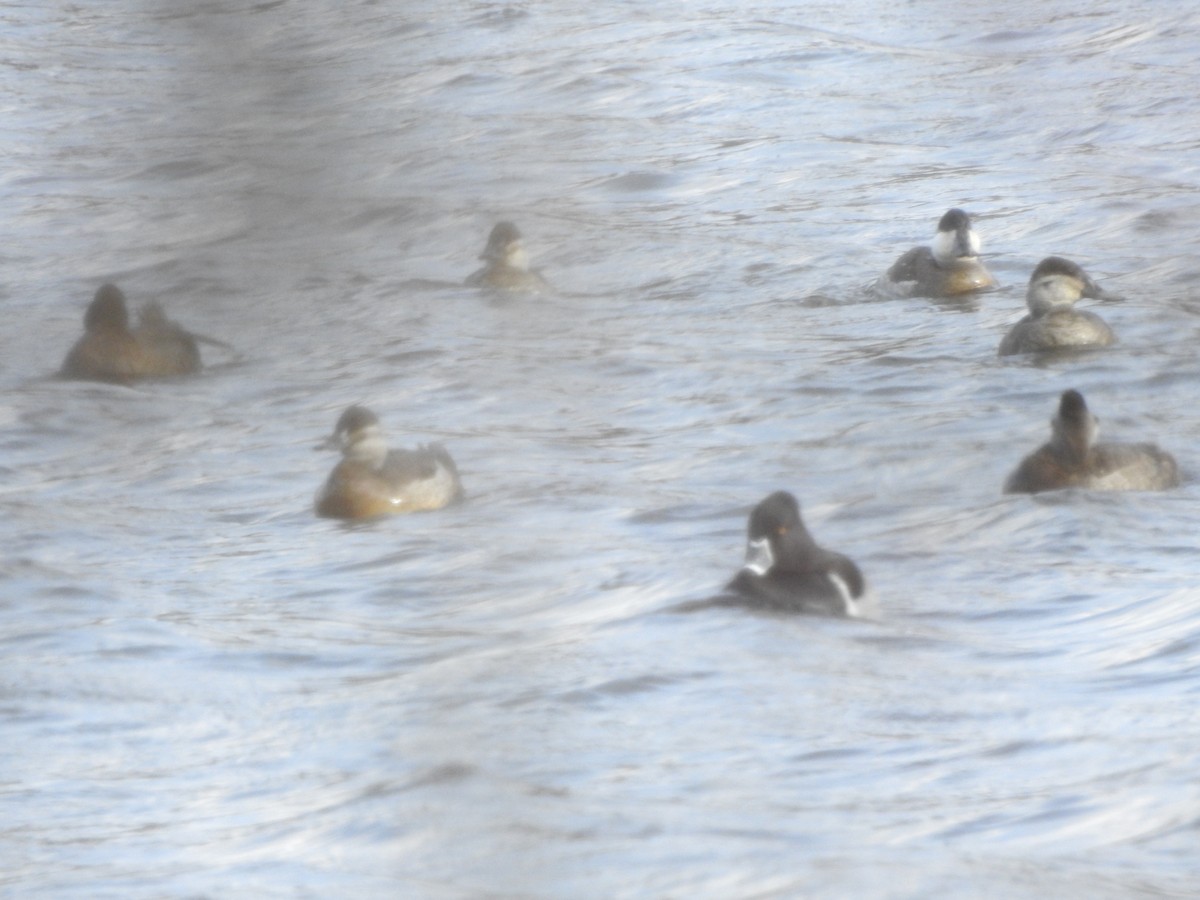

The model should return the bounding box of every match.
[887,247,996,298]
[1005,390,1179,494]
[316,444,462,519]
[315,406,463,520]
[62,285,201,382]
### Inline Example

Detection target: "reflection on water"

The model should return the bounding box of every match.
[3,1,1200,895]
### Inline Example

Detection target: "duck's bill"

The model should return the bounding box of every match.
[742,537,774,577]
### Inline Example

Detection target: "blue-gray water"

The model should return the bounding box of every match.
[3,2,1200,897]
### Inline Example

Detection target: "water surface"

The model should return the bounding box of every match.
[3,1,1200,896]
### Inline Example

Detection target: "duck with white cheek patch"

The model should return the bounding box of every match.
[998,256,1118,355]
[315,405,463,520]
[466,221,551,294]
[885,208,996,298]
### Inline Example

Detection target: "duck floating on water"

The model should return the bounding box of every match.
[466,221,551,293]
[715,490,865,616]
[315,405,463,520]
[998,256,1117,356]
[1004,390,1179,494]
[61,283,203,383]
[885,208,996,298]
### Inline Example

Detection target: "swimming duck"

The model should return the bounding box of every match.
[719,490,865,615]
[315,405,463,520]
[998,256,1117,355]
[885,208,996,298]
[466,221,550,293]
[1004,390,1179,494]
[61,283,202,382]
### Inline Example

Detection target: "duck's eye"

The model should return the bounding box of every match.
[776,525,788,536]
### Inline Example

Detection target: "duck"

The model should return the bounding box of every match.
[1004,390,1179,494]
[315,405,463,520]
[61,284,202,382]
[717,490,865,616]
[465,222,550,293]
[998,256,1117,355]
[885,208,996,298]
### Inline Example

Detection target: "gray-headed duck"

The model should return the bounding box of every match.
[998,256,1117,355]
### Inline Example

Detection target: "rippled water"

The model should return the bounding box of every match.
[3,1,1200,896]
